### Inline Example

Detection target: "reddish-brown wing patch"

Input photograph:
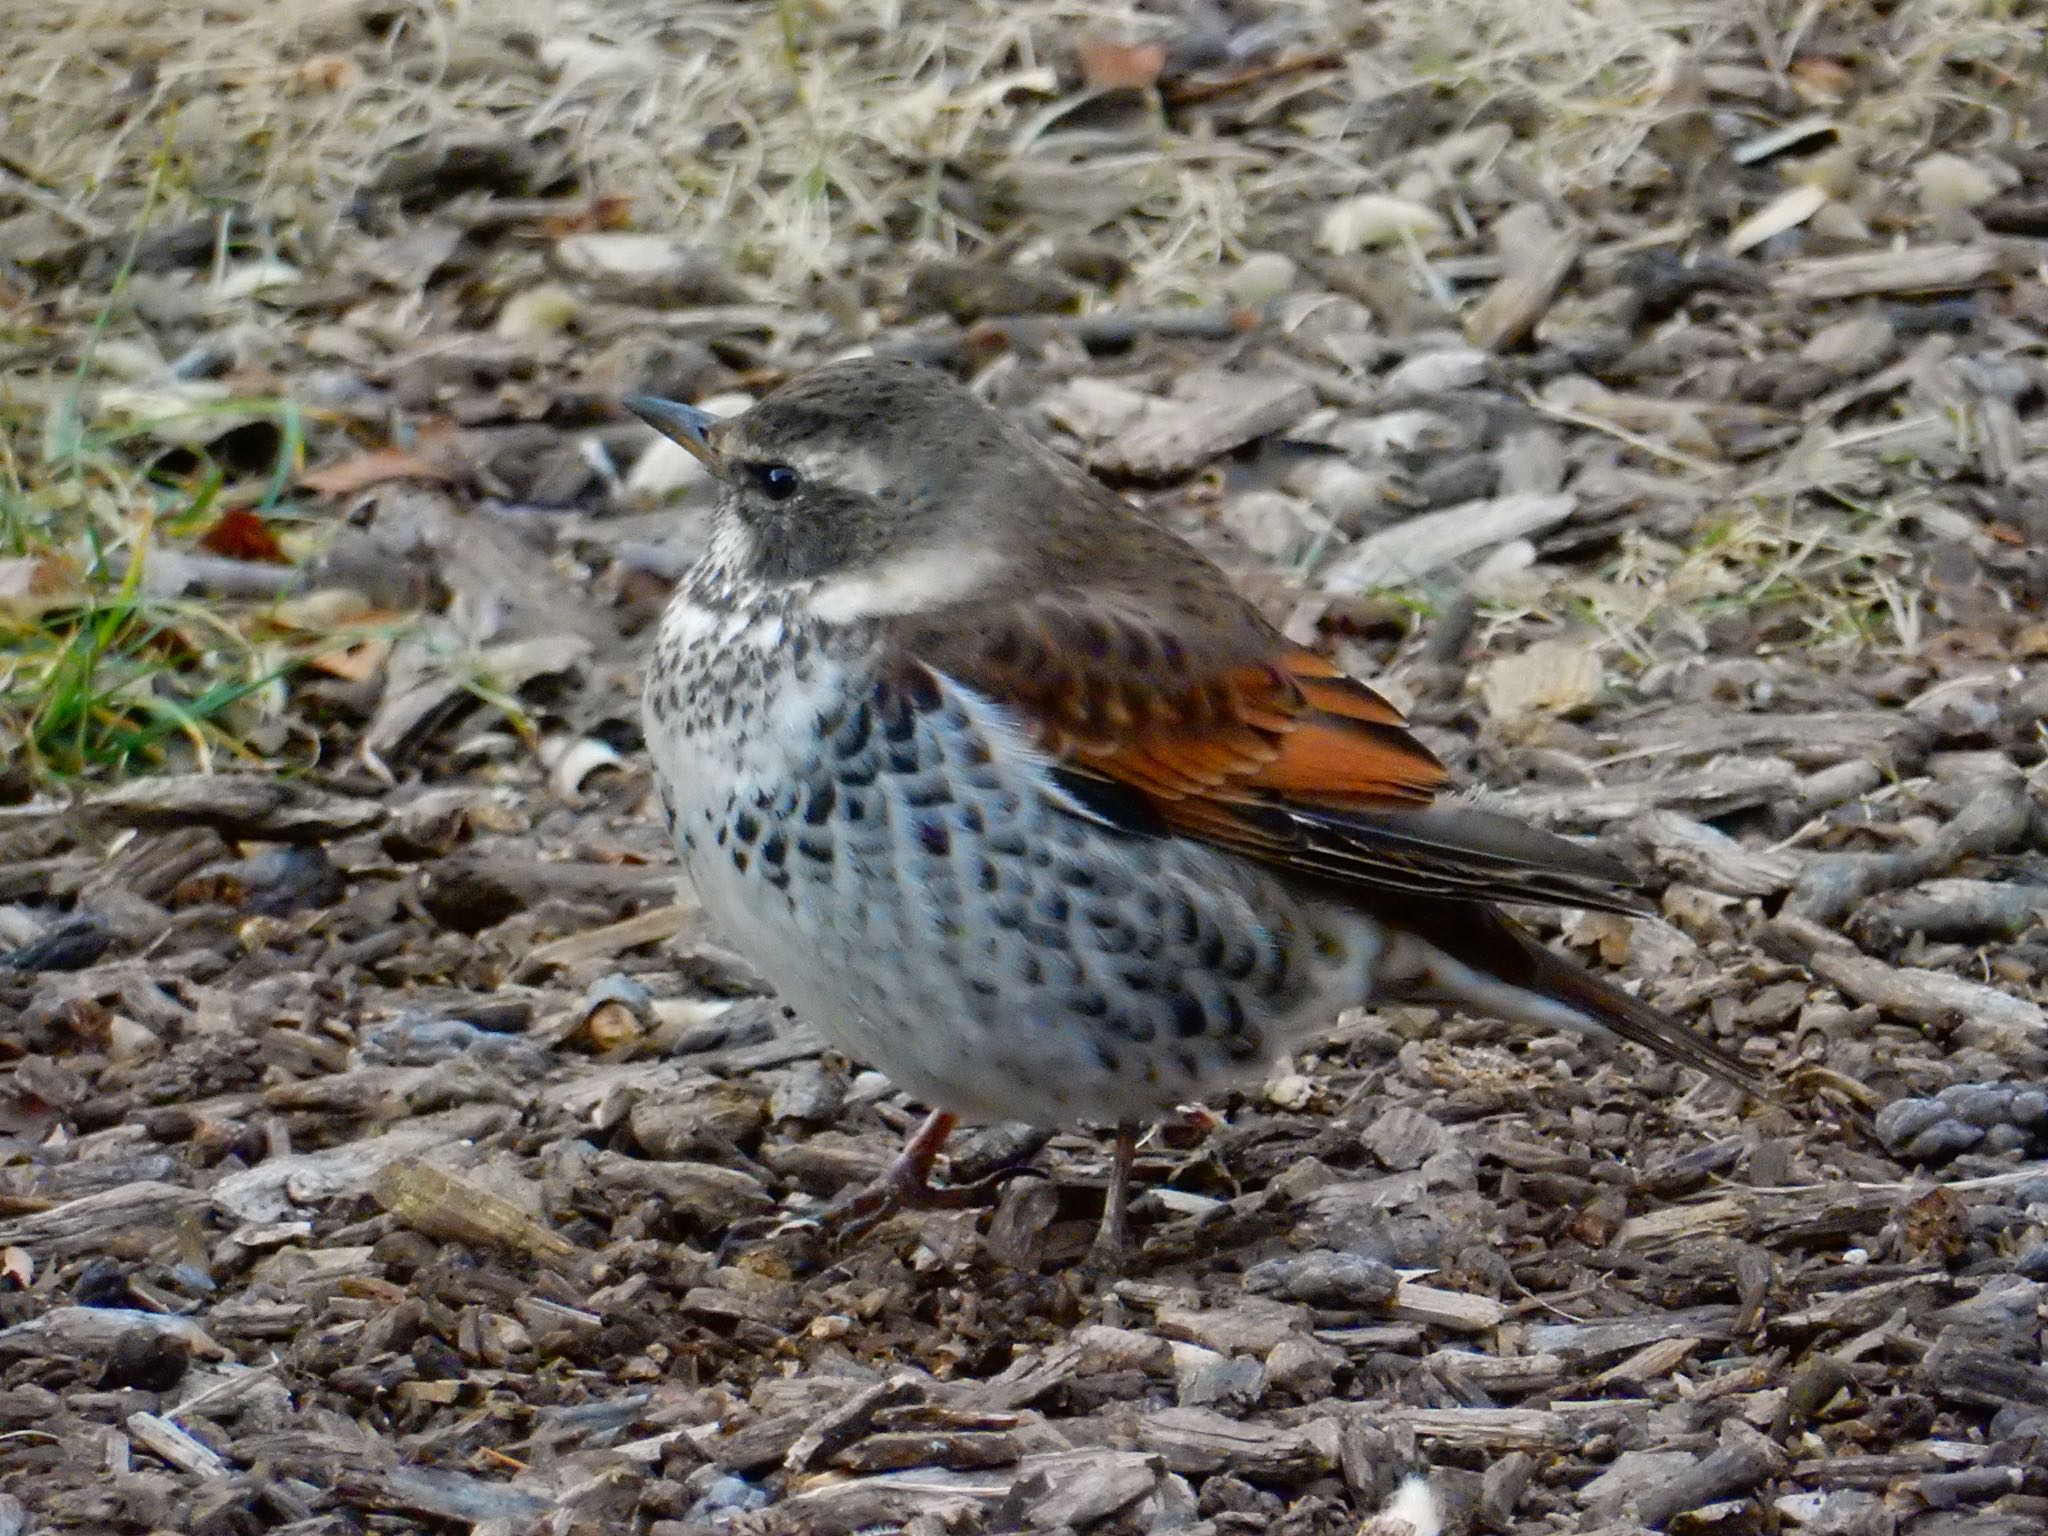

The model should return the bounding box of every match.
[895,596,1658,911]
[898,599,1446,821]
[1065,649,1445,820]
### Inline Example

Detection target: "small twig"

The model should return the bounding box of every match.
[0,161,110,237]
[1162,51,1343,108]
[1517,391,1726,476]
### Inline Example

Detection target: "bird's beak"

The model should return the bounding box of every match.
[623,394,726,477]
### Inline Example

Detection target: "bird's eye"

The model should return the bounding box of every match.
[751,463,801,502]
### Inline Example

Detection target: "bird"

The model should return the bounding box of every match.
[625,357,1758,1263]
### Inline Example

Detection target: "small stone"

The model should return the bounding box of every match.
[1800,313,1895,372]
[1225,251,1298,306]
[496,283,582,340]
[1218,492,1321,562]
[1907,1121,1985,1162]
[1382,347,1490,395]
[1320,194,1447,254]
[1875,1097,1946,1147]
[1913,153,2000,215]
[1982,1124,2031,1154]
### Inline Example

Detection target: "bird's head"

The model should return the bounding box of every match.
[625,358,1059,617]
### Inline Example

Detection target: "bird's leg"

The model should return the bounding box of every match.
[1086,1122,1142,1267]
[883,1108,960,1206]
[820,1108,998,1239]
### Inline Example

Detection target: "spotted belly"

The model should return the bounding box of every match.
[645,615,1380,1127]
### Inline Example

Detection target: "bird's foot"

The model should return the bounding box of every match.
[811,1109,1041,1245]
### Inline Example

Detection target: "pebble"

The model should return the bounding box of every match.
[1877,1082,2048,1163]
[1225,250,1298,307]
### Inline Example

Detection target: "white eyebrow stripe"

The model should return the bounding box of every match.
[741,444,891,498]
[808,543,1004,623]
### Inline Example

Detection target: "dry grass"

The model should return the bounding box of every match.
[0,0,2036,781]
[9,0,2034,286]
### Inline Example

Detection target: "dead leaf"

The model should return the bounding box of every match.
[308,635,395,684]
[293,54,362,93]
[1725,183,1831,255]
[1077,36,1166,92]
[0,1246,31,1289]
[300,448,455,498]
[0,553,83,619]
[198,508,288,563]
[1789,55,1855,102]
[1479,637,1604,723]
[539,194,635,237]
[1900,1187,1968,1262]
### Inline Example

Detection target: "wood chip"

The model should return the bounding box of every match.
[0,1180,209,1254]
[1136,1407,1339,1477]
[1527,1305,1738,1361]
[1389,1281,1510,1333]
[1635,811,1807,896]
[371,1156,580,1259]
[126,1411,230,1479]
[1626,1419,1785,1528]
[1001,1448,1161,1528]
[1919,1328,2048,1409]
[1322,493,1577,593]
[1768,917,2046,1049]
[1394,1406,1588,1451]
[1092,372,1314,481]
[1466,204,1583,350]
[784,1373,927,1472]
[526,902,698,968]
[1773,242,2001,300]
[84,776,385,841]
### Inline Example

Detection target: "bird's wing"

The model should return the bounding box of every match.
[887,589,1650,916]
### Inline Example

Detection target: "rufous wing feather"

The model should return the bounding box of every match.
[889,597,1646,909]
[889,589,1758,1092]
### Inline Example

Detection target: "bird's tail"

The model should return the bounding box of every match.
[1381,899,1762,1094]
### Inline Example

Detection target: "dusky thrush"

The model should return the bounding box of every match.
[627,358,1756,1260]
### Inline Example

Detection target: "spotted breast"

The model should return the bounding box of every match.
[642,569,1384,1129]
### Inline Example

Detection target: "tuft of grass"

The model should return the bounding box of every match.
[0,528,291,781]
[1474,500,1922,672]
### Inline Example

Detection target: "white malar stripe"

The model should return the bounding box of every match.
[809,543,1005,623]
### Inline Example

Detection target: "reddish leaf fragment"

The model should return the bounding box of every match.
[541,194,636,237]
[199,508,288,563]
[1789,55,1855,101]
[1077,35,1166,92]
